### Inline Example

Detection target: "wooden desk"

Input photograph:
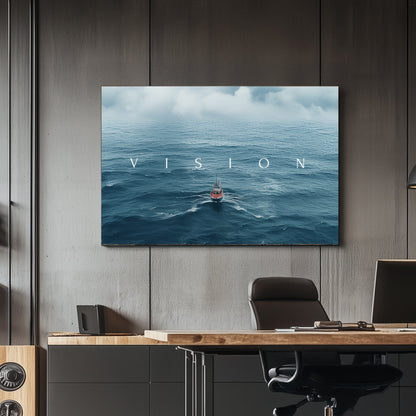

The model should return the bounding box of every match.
[144,329,416,416]
[144,328,416,351]
[48,330,416,416]
[48,326,416,348]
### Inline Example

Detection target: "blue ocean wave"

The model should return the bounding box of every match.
[102,119,338,244]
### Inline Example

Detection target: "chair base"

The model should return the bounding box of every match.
[273,396,337,416]
[273,398,308,416]
[324,398,337,416]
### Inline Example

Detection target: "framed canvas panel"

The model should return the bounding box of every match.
[101,86,339,245]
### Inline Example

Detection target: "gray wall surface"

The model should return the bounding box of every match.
[0,0,412,346]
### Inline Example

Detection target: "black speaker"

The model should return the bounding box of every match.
[77,305,105,335]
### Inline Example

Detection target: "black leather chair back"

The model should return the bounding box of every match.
[249,277,337,382]
[249,277,329,329]
[248,277,402,415]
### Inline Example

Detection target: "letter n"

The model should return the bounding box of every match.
[297,158,305,169]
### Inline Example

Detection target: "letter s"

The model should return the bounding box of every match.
[195,158,202,169]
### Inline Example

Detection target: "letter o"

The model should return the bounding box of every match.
[259,158,270,169]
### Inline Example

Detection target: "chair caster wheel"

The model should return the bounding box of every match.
[273,404,298,416]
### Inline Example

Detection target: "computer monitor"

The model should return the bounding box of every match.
[372,259,416,323]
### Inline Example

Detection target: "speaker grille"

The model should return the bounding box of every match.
[0,363,26,391]
[0,400,23,416]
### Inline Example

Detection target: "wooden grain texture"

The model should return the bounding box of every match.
[47,334,162,345]
[0,0,9,344]
[151,247,320,330]
[151,0,320,85]
[38,0,150,347]
[149,0,322,332]
[144,329,416,346]
[0,346,37,416]
[320,0,407,322]
[408,0,416,256]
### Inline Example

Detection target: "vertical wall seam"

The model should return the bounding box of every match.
[149,246,152,330]
[148,0,152,331]
[319,0,322,87]
[319,0,322,300]
[7,0,12,346]
[34,0,39,346]
[149,0,151,86]
[29,0,38,346]
[29,0,33,346]
[407,0,410,261]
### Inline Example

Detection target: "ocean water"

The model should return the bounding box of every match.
[101,119,338,245]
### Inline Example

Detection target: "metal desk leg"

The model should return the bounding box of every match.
[201,352,206,416]
[179,348,207,416]
[184,349,191,416]
[192,352,198,416]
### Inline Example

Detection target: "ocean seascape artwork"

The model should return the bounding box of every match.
[101,86,339,245]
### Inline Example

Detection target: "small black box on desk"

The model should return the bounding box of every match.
[77,305,105,334]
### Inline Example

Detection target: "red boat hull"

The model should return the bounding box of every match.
[211,192,223,201]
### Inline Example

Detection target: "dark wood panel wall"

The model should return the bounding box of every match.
[37,0,151,341]
[0,0,10,345]
[150,0,321,330]
[321,0,407,321]
[0,0,35,345]
[0,0,412,344]
[409,0,416,256]
[150,0,320,85]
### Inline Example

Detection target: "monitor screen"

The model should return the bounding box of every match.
[372,260,416,323]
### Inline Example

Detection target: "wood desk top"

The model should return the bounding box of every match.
[143,329,416,346]
[48,326,416,348]
[48,333,164,345]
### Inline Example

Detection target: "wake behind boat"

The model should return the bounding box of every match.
[210,178,223,201]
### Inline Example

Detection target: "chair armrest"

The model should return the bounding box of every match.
[268,351,303,385]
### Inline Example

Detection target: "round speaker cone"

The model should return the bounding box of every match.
[0,400,23,416]
[0,363,26,391]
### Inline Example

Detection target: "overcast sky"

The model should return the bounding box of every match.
[102,86,338,123]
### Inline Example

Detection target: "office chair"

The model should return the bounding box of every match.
[248,277,402,416]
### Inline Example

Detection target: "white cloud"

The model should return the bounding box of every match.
[102,86,338,123]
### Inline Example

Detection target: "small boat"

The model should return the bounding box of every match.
[210,178,223,201]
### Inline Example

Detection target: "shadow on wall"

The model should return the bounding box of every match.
[0,285,7,341]
[103,307,138,334]
[0,204,7,247]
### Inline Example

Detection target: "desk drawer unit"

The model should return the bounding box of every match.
[48,346,149,416]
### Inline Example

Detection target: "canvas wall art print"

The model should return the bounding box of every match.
[102,86,339,245]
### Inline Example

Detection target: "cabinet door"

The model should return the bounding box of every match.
[48,346,149,382]
[151,383,184,416]
[150,346,184,382]
[48,383,149,416]
[213,383,323,416]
